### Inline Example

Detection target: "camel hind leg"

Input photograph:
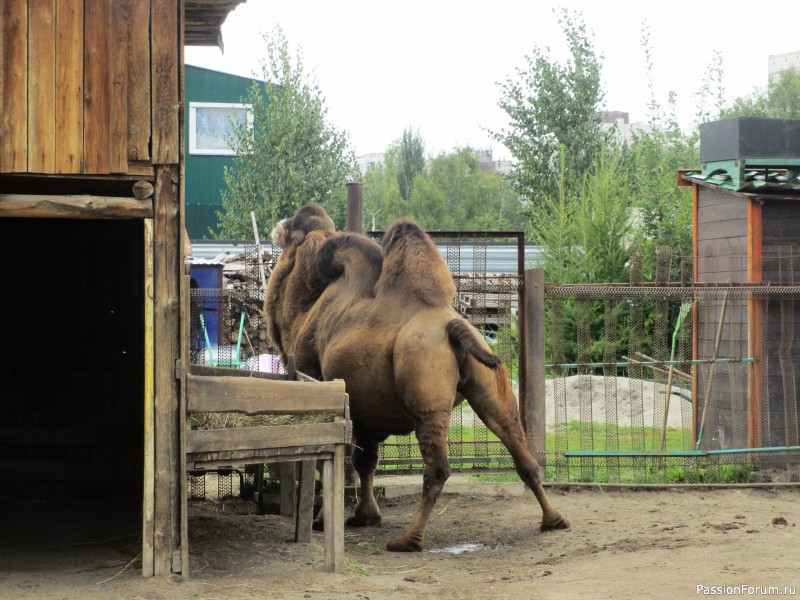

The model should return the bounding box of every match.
[385,408,452,552]
[461,364,569,531]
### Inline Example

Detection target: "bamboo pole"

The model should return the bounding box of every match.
[251,211,268,288]
[696,292,729,449]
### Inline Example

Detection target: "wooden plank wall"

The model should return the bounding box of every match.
[0,0,152,176]
[1,0,184,578]
[1,0,28,171]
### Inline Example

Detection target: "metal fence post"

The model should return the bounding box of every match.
[346,182,363,233]
[524,268,546,474]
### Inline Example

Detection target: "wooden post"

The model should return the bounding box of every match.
[142,219,155,577]
[152,164,182,576]
[524,268,546,472]
[294,460,316,543]
[346,182,363,233]
[279,462,296,517]
[323,445,346,573]
[747,198,763,449]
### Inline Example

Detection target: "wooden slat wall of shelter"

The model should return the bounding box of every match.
[1,0,28,172]
[28,0,56,173]
[151,0,179,165]
[83,0,110,173]
[127,0,151,163]
[55,0,83,173]
[0,0,154,176]
[108,0,129,173]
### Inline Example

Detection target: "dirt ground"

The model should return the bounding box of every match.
[1,483,798,600]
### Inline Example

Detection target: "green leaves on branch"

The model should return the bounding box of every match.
[491,8,606,209]
[363,144,526,233]
[217,27,357,239]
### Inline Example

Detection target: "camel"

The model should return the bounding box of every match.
[265,204,569,552]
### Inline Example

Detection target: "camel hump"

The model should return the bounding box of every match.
[316,233,384,286]
[377,219,456,307]
[446,319,502,369]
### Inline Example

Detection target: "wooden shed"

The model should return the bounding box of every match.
[0,0,246,578]
[681,118,800,452]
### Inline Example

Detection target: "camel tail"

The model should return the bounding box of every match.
[446,319,502,369]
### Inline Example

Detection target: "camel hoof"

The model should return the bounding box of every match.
[346,514,382,528]
[541,514,571,531]
[386,536,423,552]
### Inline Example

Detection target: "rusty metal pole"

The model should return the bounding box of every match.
[346,182,363,233]
[524,268,547,475]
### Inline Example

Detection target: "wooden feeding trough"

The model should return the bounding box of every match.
[1,0,351,579]
[184,363,351,573]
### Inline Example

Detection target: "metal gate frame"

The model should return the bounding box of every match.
[369,231,529,474]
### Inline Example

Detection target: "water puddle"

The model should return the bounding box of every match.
[427,543,489,554]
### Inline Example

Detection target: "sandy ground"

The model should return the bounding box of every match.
[1,482,798,600]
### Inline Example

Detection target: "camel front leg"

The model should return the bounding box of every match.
[345,425,383,527]
[386,410,451,552]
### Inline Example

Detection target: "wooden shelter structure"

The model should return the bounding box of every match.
[0,0,311,579]
[680,118,800,452]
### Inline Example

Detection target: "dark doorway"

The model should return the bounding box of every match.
[0,218,145,566]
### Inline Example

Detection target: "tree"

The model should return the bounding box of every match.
[766,68,800,118]
[721,68,800,120]
[614,24,696,260]
[216,27,357,238]
[362,147,526,233]
[491,8,606,209]
[389,127,426,201]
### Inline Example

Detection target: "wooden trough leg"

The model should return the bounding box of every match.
[322,446,346,573]
[279,462,296,516]
[295,460,316,543]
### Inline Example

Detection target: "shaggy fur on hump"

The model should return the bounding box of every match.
[376,219,455,307]
[316,232,384,289]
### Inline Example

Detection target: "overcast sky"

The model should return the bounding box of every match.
[185,0,799,161]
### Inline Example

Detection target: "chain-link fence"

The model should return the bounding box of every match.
[545,246,800,484]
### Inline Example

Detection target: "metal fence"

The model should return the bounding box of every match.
[372,232,525,474]
[188,240,800,487]
[544,246,800,484]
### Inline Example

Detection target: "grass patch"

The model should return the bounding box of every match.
[378,421,758,484]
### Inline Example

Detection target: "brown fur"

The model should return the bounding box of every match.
[263,204,336,364]
[265,204,569,551]
[376,219,455,307]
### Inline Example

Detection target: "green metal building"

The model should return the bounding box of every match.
[184,65,263,238]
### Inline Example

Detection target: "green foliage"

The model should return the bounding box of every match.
[216,27,357,238]
[388,127,426,201]
[362,145,526,233]
[491,8,607,208]
[614,25,696,265]
[534,149,631,285]
[767,68,800,118]
[535,149,634,363]
[721,68,800,120]
[720,91,770,119]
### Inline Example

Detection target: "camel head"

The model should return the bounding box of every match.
[271,203,336,250]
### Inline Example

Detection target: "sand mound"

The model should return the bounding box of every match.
[545,374,690,428]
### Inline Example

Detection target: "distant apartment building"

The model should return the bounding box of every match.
[600,111,655,144]
[768,50,800,84]
[356,152,386,176]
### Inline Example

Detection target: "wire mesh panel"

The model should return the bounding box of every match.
[187,244,283,499]
[372,233,525,474]
[189,243,282,374]
[544,246,800,484]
